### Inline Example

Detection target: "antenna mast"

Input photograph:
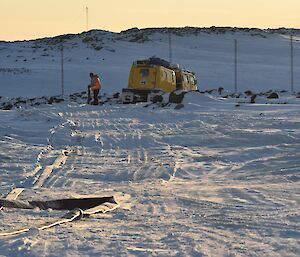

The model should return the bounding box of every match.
[86,6,89,31]
[168,29,172,63]
[290,35,294,93]
[234,39,238,94]
[61,40,64,98]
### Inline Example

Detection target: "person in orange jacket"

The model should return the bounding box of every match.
[88,73,101,105]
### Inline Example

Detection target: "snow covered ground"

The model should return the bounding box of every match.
[0,91,300,256]
[0,27,300,256]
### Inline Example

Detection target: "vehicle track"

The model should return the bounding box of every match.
[2,102,300,256]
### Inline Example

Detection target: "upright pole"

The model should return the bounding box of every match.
[234,39,238,94]
[168,29,172,63]
[61,40,64,98]
[86,7,89,31]
[290,35,294,94]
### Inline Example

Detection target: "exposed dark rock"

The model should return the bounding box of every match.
[2,103,13,110]
[94,46,102,51]
[113,92,120,99]
[206,89,216,94]
[15,99,27,105]
[120,27,140,34]
[245,90,253,96]
[129,33,149,43]
[82,37,94,43]
[70,93,81,97]
[169,91,187,104]
[267,92,279,99]
[152,95,163,103]
[69,95,77,101]
[174,103,184,110]
[250,94,257,103]
[48,97,64,104]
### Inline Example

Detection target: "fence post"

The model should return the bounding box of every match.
[168,28,172,64]
[290,35,294,94]
[234,39,238,94]
[61,39,64,98]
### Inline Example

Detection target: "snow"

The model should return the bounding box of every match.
[0,27,300,256]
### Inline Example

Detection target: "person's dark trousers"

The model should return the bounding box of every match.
[93,89,99,105]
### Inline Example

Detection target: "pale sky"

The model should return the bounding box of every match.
[1,0,300,41]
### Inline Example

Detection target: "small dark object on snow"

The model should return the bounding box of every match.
[152,95,163,103]
[113,92,120,99]
[15,99,27,105]
[174,103,184,110]
[250,94,257,103]
[206,89,216,94]
[0,196,117,211]
[48,97,64,104]
[244,90,253,96]
[169,91,186,104]
[267,92,279,99]
[2,103,13,110]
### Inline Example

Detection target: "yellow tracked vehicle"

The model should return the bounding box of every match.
[121,57,198,103]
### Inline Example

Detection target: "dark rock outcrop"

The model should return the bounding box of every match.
[267,92,279,99]
[169,91,187,104]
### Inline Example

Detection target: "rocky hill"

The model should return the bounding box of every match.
[0,27,300,97]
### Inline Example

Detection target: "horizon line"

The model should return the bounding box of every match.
[2,25,300,43]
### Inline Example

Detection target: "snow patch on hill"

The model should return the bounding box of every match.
[1,27,300,98]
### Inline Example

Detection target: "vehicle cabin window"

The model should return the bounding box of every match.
[183,75,188,84]
[163,71,168,81]
[169,72,174,83]
[140,69,149,77]
[167,72,171,82]
[190,76,195,85]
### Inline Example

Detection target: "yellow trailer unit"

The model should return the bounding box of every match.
[174,69,198,91]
